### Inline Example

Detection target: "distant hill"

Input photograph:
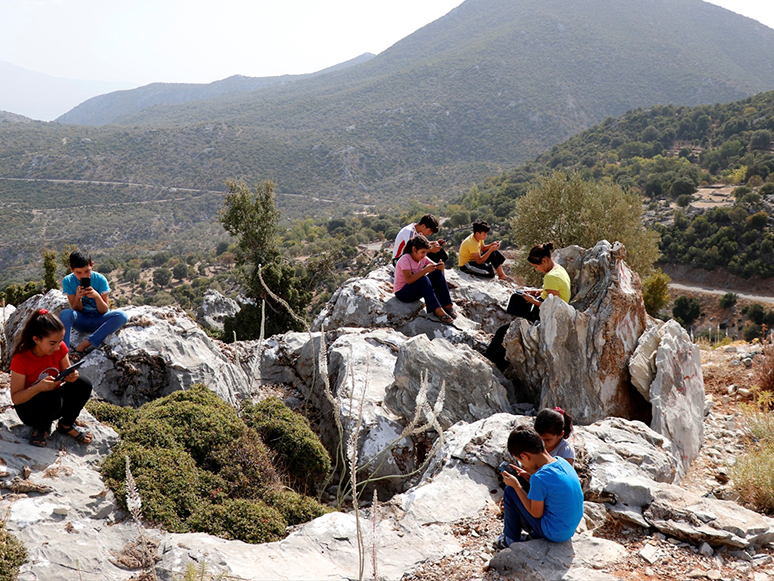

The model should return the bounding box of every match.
[0,61,135,121]
[4,0,774,209]
[57,53,375,126]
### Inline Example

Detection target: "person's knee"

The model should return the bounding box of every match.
[60,309,76,325]
[112,311,129,326]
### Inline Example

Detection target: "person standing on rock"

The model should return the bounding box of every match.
[60,250,128,361]
[9,309,93,447]
[458,219,510,280]
[494,426,583,549]
[392,214,448,265]
[394,235,456,325]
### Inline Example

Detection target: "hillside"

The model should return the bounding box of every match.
[2,0,774,209]
[56,53,375,126]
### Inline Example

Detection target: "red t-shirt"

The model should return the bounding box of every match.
[10,342,69,389]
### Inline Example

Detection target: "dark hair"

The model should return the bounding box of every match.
[417,214,439,233]
[69,250,92,269]
[472,219,491,234]
[403,234,431,255]
[527,243,554,265]
[534,407,573,439]
[13,310,65,356]
[507,425,545,456]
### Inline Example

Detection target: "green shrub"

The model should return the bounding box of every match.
[241,397,331,488]
[86,400,140,432]
[733,442,774,514]
[672,295,701,327]
[210,429,278,498]
[0,521,26,581]
[743,323,763,342]
[264,488,331,525]
[641,269,671,316]
[186,499,285,544]
[719,292,737,309]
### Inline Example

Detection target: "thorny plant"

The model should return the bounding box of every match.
[125,455,158,581]
[255,264,448,581]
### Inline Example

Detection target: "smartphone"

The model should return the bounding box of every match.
[498,461,518,476]
[437,239,445,246]
[80,276,91,288]
[53,359,86,382]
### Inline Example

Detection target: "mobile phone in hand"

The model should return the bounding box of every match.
[498,461,518,476]
[80,276,91,288]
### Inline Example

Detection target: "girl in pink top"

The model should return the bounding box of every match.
[394,235,456,324]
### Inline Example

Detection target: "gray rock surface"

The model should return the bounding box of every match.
[2,289,70,368]
[196,289,240,332]
[503,241,649,423]
[386,335,514,430]
[77,306,251,407]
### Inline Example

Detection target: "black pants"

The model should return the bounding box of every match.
[460,250,505,278]
[15,377,92,433]
[506,294,541,322]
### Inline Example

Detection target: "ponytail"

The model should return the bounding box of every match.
[534,407,573,439]
[13,309,64,357]
[527,242,555,265]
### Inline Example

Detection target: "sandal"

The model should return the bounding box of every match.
[444,308,458,320]
[435,313,454,325]
[493,534,510,550]
[69,350,85,363]
[56,422,92,445]
[29,429,47,448]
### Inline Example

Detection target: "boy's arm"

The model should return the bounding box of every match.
[502,471,545,518]
[95,292,110,314]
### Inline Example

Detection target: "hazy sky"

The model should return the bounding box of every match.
[2,0,773,86]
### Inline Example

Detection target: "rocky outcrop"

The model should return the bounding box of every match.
[385,335,514,430]
[311,266,515,351]
[196,289,240,332]
[503,241,649,423]
[2,289,70,368]
[77,306,251,407]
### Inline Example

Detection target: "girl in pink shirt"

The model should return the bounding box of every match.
[394,235,456,324]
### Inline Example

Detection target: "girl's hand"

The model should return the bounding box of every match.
[422,264,436,274]
[36,377,60,392]
[63,370,79,383]
[435,260,445,271]
[525,294,541,306]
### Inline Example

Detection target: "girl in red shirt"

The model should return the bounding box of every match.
[10,309,92,447]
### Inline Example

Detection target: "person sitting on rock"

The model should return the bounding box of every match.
[494,425,583,549]
[10,309,93,447]
[458,219,509,280]
[392,214,448,265]
[485,243,571,371]
[393,235,456,324]
[60,250,128,361]
[534,408,575,466]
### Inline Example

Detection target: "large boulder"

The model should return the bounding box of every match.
[385,335,515,430]
[77,306,251,407]
[629,319,705,478]
[502,241,649,424]
[311,266,515,351]
[196,289,240,332]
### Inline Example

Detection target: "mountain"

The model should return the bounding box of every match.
[56,53,375,126]
[0,61,135,121]
[4,0,774,210]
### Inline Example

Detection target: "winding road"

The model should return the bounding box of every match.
[669,282,774,305]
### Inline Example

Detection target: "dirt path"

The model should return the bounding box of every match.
[669,282,774,305]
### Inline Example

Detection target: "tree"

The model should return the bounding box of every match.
[218,180,312,338]
[719,292,737,309]
[42,250,58,291]
[672,295,701,327]
[153,267,172,287]
[641,270,671,316]
[173,263,189,281]
[509,171,661,283]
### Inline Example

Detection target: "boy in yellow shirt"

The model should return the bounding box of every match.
[458,220,509,280]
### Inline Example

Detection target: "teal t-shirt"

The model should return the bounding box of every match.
[63,272,110,315]
[528,457,584,542]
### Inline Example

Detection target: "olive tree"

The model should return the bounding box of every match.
[509,171,661,283]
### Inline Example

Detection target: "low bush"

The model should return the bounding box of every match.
[0,521,26,581]
[719,292,737,309]
[733,443,774,514]
[98,384,329,544]
[241,397,331,488]
[754,347,774,393]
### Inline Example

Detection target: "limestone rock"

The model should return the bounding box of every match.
[385,335,514,430]
[77,306,251,407]
[503,241,649,423]
[196,289,240,332]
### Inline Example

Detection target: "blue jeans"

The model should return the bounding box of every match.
[395,270,452,313]
[503,485,545,543]
[60,309,128,349]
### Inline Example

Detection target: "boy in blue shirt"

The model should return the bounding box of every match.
[60,250,128,360]
[495,425,584,549]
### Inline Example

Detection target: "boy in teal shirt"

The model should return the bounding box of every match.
[495,425,584,548]
[60,250,128,359]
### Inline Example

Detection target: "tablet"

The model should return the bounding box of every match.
[53,359,86,382]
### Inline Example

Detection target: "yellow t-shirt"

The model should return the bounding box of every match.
[541,264,571,303]
[459,233,483,267]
